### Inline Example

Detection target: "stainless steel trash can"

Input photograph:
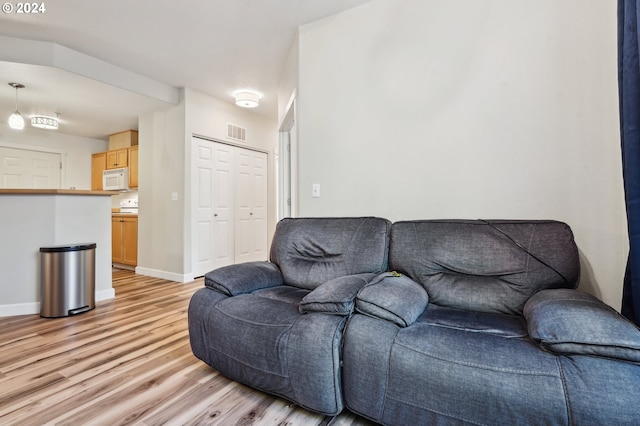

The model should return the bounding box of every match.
[40,243,96,318]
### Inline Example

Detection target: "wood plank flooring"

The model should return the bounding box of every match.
[0,269,377,426]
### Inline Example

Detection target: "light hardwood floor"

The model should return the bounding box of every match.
[0,269,376,426]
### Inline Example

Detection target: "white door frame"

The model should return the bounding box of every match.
[278,95,298,219]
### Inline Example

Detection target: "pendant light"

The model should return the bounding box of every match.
[8,82,25,130]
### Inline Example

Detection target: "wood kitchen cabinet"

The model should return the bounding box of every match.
[91,152,107,190]
[128,145,138,188]
[106,148,129,169]
[91,146,139,189]
[112,215,138,266]
[109,130,138,150]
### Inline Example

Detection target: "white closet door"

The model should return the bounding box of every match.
[193,140,235,275]
[192,137,268,277]
[0,146,61,189]
[235,149,268,263]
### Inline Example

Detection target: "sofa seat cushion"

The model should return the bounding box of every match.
[191,288,348,415]
[421,304,528,338]
[212,294,302,380]
[343,314,570,425]
[389,220,580,315]
[385,324,568,425]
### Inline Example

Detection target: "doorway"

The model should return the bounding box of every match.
[278,97,297,220]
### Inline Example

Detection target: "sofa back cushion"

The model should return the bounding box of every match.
[389,219,580,314]
[270,217,391,290]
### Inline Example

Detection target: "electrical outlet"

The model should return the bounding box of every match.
[312,184,320,198]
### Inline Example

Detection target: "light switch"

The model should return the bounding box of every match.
[312,184,320,198]
[171,192,178,201]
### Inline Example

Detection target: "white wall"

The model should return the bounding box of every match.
[137,94,187,281]
[0,122,108,189]
[185,88,278,265]
[278,36,299,127]
[296,0,626,309]
[137,88,278,282]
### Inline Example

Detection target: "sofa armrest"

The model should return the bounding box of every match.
[299,273,376,315]
[524,289,640,362]
[355,272,429,327]
[204,261,283,296]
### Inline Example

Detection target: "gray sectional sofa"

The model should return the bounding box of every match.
[188,217,640,425]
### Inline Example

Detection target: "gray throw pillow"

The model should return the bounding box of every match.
[299,273,375,315]
[356,272,429,327]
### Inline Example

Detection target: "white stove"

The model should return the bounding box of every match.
[119,199,138,214]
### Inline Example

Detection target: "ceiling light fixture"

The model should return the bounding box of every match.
[31,115,59,130]
[235,91,259,108]
[8,82,25,130]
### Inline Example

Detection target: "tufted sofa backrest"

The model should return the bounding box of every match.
[389,219,580,315]
[270,217,391,290]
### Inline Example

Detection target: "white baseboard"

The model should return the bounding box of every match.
[134,266,194,283]
[97,288,116,301]
[0,287,116,317]
[0,302,40,317]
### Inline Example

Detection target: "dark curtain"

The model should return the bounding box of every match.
[619,0,640,326]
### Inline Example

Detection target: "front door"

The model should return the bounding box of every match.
[0,146,61,188]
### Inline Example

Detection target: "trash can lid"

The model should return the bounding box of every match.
[40,243,97,253]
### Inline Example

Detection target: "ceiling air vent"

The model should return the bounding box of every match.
[227,123,247,142]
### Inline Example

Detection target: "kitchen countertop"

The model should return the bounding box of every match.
[0,189,118,196]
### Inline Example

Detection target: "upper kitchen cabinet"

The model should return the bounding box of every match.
[128,145,139,189]
[107,130,138,169]
[106,148,129,169]
[91,130,139,190]
[91,152,107,190]
[109,130,138,150]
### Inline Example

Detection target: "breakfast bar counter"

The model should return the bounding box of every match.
[0,189,117,316]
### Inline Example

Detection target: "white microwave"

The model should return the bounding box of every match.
[103,168,129,191]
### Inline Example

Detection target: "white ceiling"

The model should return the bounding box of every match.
[0,0,371,140]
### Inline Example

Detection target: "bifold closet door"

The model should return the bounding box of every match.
[235,149,268,263]
[192,137,268,277]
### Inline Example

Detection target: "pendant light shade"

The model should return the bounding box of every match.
[8,83,25,130]
[9,111,25,130]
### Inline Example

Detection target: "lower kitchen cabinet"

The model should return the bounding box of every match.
[112,215,138,266]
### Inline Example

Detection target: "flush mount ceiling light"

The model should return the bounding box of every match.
[235,91,259,108]
[31,114,59,130]
[8,82,25,130]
